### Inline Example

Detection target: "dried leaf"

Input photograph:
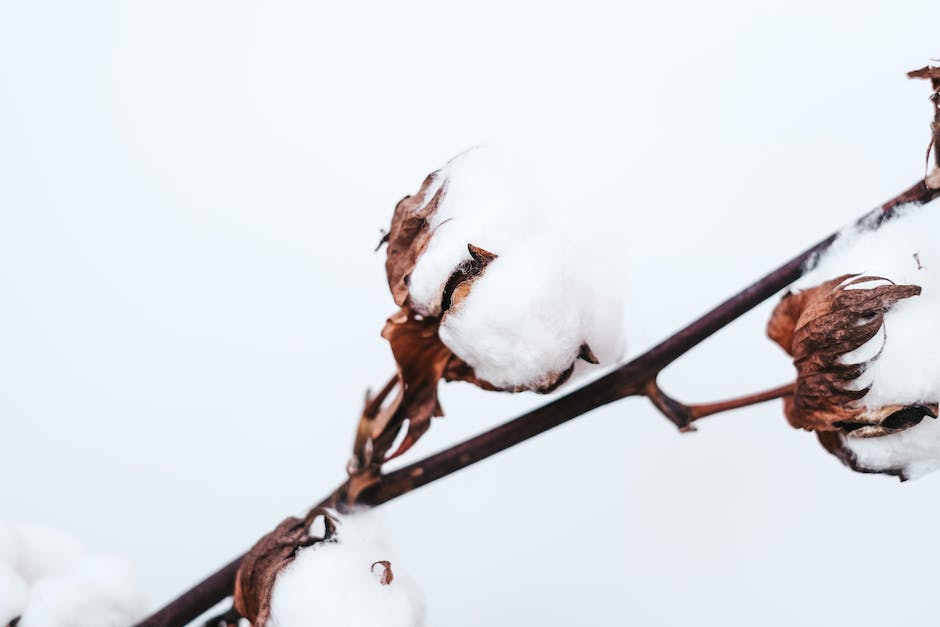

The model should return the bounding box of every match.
[908,65,940,88]
[384,174,444,307]
[371,560,394,585]
[767,274,921,432]
[233,509,336,626]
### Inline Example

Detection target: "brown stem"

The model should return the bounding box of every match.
[645,380,795,427]
[688,382,795,420]
[136,178,940,627]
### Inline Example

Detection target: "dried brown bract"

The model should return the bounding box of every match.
[384,174,444,308]
[768,274,921,433]
[233,508,337,627]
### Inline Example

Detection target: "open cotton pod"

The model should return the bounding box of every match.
[363,148,625,467]
[768,202,940,480]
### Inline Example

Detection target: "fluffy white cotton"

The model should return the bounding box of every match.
[18,556,146,627]
[0,524,146,627]
[405,148,625,390]
[439,234,624,390]
[843,417,940,480]
[267,512,425,627]
[2,524,86,582]
[406,148,540,316]
[0,564,28,625]
[797,199,940,476]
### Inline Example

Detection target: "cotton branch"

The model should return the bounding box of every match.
[136,172,940,627]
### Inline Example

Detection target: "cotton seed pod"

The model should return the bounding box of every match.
[383,148,623,395]
[261,513,425,627]
[359,149,624,471]
[767,273,940,479]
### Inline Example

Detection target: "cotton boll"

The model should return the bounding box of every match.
[267,513,425,627]
[792,200,940,478]
[406,148,540,316]
[11,524,86,582]
[439,235,624,391]
[17,555,147,627]
[0,563,28,625]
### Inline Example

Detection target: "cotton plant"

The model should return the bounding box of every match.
[230,148,626,627]
[0,523,146,627]
[767,200,940,480]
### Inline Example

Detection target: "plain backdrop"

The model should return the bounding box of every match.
[3,2,940,625]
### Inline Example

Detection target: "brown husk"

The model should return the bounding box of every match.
[233,508,337,626]
[767,274,921,432]
[384,173,444,308]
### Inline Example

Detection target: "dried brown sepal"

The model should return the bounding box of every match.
[440,244,498,313]
[371,560,394,585]
[384,174,444,307]
[908,65,940,88]
[767,274,921,432]
[233,508,337,627]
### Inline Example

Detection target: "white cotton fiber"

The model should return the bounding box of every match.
[439,234,624,390]
[267,512,425,627]
[0,563,28,625]
[843,417,940,480]
[17,556,146,627]
[406,148,540,316]
[9,524,86,582]
[0,524,147,627]
[404,147,626,391]
[797,199,940,477]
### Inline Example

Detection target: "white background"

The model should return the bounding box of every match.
[2,2,940,625]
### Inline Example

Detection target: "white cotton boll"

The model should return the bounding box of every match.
[406,148,540,316]
[11,524,86,582]
[267,513,425,627]
[0,563,29,625]
[795,200,940,478]
[17,555,147,627]
[439,235,624,391]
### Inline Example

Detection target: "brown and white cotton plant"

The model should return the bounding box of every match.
[351,148,625,497]
[767,203,940,480]
[763,66,940,481]
[227,148,625,627]
[135,66,940,627]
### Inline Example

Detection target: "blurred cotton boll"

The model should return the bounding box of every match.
[267,513,425,627]
[0,523,147,627]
